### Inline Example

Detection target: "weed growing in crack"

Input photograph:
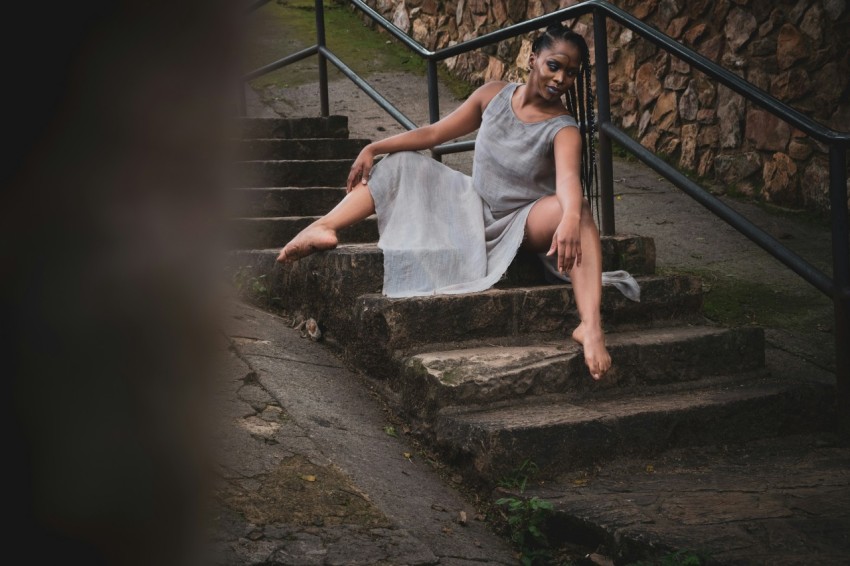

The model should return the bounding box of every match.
[494,460,555,565]
[232,266,281,310]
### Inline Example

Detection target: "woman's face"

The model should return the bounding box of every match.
[528,39,582,101]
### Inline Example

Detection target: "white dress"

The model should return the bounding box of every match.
[367,82,640,301]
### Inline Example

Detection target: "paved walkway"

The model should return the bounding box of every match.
[210,299,518,565]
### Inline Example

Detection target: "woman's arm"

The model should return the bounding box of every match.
[346,81,507,191]
[548,125,585,272]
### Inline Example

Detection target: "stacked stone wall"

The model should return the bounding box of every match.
[353,0,850,214]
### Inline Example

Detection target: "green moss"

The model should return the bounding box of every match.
[658,266,831,330]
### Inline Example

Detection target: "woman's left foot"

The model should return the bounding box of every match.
[572,322,611,380]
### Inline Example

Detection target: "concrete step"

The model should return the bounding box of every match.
[351,274,703,357]
[236,159,353,187]
[228,187,347,217]
[237,116,349,139]
[228,216,378,249]
[237,138,369,161]
[432,374,832,481]
[395,325,764,417]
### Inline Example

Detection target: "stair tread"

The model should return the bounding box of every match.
[406,325,755,384]
[439,375,796,430]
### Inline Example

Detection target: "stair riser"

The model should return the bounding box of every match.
[229,188,346,217]
[229,218,378,249]
[238,139,368,161]
[397,328,765,417]
[352,276,703,356]
[237,160,352,187]
[434,382,834,482]
[238,116,349,139]
[226,247,385,328]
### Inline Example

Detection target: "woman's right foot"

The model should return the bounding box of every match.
[276,225,338,263]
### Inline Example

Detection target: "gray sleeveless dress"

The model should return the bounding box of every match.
[368,82,640,300]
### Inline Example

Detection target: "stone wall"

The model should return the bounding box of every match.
[354,0,850,213]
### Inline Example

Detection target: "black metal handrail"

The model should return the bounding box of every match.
[243,0,850,429]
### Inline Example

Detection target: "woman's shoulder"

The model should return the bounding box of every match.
[469,80,513,108]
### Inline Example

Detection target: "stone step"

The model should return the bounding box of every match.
[351,274,703,358]
[228,187,347,217]
[396,325,764,417]
[228,216,378,249]
[237,116,349,139]
[236,159,353,187]
[248,232,655,306]
[432,375,832,481]
[237,138,370,161]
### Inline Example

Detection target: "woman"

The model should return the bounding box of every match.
[277,24,615,380]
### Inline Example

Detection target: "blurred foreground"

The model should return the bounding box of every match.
[3,2,243,564]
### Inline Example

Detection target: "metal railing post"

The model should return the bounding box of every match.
[593,8,615,235]
[427,59,442,161]
[829,144,850,435]
[315,0,330,116]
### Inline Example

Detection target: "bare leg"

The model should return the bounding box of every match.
[276,184,376,263]
[524,196,611,380]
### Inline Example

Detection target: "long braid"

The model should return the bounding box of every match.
[533,24,599,220]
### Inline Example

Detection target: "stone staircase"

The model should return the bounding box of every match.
[228,116,834,485]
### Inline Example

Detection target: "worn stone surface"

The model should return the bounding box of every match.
[238,116,350,140]
[229,187,348,218]
[237,138,368,162]
[524,431,850,565]
[210,301,517,565]
[725,7,757,51]
[228,216,378,249]
[436,370,834,481]
[762,151,799,205]
[351,274,703,358]
[400,325,764,416]
[236,159,353,188]
[713,151,762,183]
[745,108,791,152]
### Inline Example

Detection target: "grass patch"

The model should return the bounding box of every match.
[659,266,831,330]
[245,0,476,99]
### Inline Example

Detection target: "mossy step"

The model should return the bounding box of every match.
[433,375,832,481]
[396,325,764,417]
[236,159,353,187]
[237,138,370,161]
[228,216,378,249]
[229,187,347,217]
[237,116,349,139]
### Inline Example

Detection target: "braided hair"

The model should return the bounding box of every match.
[531,23,599,216]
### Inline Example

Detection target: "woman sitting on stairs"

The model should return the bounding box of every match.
[276,24,641,381]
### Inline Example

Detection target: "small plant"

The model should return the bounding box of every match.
[497,458,540,492]
[495,495,555,565]
[232,266,281,309]
[494,460,555,563]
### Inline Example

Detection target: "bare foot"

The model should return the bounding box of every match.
[572,322,611,380]
[276,224,338,263]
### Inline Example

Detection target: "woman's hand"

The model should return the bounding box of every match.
[547,215,582,273]
[346,146,375,193]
